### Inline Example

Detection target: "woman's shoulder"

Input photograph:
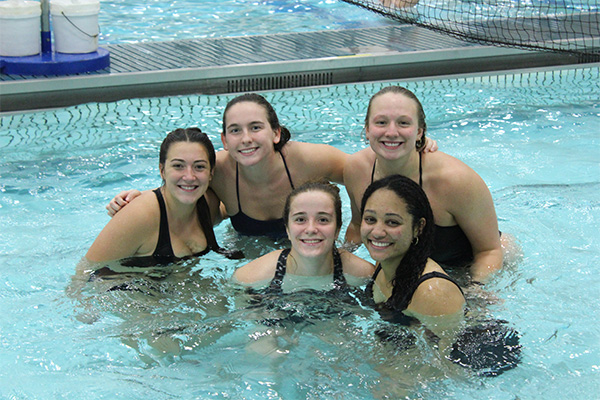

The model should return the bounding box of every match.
[232,249,283,284]
[422,151,484,195]
[423,151,471,174]
[344,148,375,184]
[282,141,347,183]
[116,189,160,221]
[408,260,465,316]
[346,147,374,164]
[339,249,375,278]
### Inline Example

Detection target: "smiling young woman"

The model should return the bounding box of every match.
[360,174,465,318]
[232,180,374,291]
[85,128,224,265]
[345,86,513,284]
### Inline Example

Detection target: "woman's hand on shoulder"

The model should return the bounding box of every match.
[106,189,143,217]
[422,137,438,153]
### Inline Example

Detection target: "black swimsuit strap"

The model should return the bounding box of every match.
[365,263,382,299]
[371,152,423,186]
[267,248,292,293]
[195,194,217,251]
[416,271,464,296]
[268,247,347,293]
[235,162,242,211]
[370,159,376,184]
[332,247,348,290]
[235,151,295,214]
[366,266,464,303]
[418,151,423,187]
[152,188,175,258]
[280,151,295,190]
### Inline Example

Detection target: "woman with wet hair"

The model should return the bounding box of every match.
[345,86,514,284]
[360,174,465,318]
[233,180,373,290]
[86,127,228,265]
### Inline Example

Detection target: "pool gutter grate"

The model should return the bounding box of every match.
[227,72,334,92]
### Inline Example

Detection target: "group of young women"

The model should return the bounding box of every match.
[85,86,515,325]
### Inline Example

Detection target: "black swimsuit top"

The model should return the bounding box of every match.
[364,264,464,324]
[94,188,243,286]
[266,247,348,294]
[230,151,295,239]
[370,153,473,266]
[119,188,212,267]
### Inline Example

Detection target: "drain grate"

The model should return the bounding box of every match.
[227,72,334,92]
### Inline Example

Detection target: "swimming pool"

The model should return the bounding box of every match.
[97,0,391,44]
[1,64,598,398]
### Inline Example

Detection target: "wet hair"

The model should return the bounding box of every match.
[222,93,292,152]
[364,86,428,152]
[360,174,434,311]
[282,180,342,233]
[159,127,216,170]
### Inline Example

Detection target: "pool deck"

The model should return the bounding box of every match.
[0,24,593,112]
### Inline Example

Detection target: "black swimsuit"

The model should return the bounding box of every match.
[118,188,211,267]
[245,247,354,327]
[96,188,243,290]
[370,153,473,266]
[266,247,348,294]
[230,151,295,239]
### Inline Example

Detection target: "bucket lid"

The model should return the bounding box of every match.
[0,1,41,17]
[50,0,100,15]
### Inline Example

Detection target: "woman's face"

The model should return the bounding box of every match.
[221,101,281,166]
[360,188,420,265]
[286,191,339,259]
[365,92,423,160]
[160,141,212,205]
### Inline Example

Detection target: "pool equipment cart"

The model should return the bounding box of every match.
[0,0,109,75]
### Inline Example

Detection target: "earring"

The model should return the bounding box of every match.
[412,237,419,246]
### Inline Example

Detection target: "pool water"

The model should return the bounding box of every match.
[1,64,598,398]
[95,0,599,45]
[97,0,392,44]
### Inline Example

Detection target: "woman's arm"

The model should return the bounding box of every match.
[293,142,348,184]
[446,166,503,283]
[205,187,227,226]
[232,250,281,284]
[342,150,372,246]
[87,193,158,263]
[339,250,375,278]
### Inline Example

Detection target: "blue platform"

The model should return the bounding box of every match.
[0,47,110,76]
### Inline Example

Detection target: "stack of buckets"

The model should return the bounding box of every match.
[0,0,100,57]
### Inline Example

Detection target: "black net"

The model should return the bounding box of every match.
[341,0,600,56]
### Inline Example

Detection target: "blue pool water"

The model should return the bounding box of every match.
[97,0,392,44]
[1,64,599,398]
[95,0,599,45]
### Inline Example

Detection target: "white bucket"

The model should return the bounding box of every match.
[50,0,100,54]
[0,1,41,57]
